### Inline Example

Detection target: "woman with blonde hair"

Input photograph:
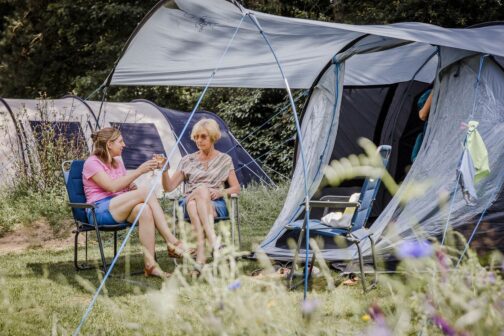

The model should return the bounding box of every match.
[82,127,189,278]
[161,118,240,268]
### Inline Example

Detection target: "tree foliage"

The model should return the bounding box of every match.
[0,0,502,180]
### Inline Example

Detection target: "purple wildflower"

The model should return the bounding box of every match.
[362,304,391,336]
[227,279,241,291]
[301,298,320,318]
[432,315,457,336]
[487,271,496,285]
[395,240,433,259]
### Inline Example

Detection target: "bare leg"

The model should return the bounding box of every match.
[126,203,158,270]
[143,188,180,246]
[187,200,206,264]
[109,186,179,246]
[190,187,218,249]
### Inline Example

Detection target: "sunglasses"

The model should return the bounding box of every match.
[193,133,209,140]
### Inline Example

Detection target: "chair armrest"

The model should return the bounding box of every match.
[321,195,352,201]
[69,202,95,209]
[346,229,372,242]
[308,200,359,209]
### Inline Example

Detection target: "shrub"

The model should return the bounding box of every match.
[0,96,88,236]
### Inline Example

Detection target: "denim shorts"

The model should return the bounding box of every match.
[178,197,228,219]
[86,196,120,226]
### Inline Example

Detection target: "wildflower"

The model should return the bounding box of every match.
[435,250,450,281]
[487,271,496,285]
[301,298,320,319]
[432,315,456,336]
[395,240,433,259]
[227,279,241,291]
[362,304,391,336]
[368,304,387,325]
[361,313,371,322]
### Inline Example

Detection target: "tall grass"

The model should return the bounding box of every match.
[0,97,88,236]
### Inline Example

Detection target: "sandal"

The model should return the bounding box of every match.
[190,263,204,278]
[144,265,170,279]
[168,241,196,258]
[342,274,360,286]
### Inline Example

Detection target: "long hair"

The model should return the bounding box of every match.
[91,127,121,168]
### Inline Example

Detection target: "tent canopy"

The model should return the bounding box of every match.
[110,0,504,88]
[107,0,504,261]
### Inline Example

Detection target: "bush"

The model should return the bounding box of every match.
[0,96,88,236]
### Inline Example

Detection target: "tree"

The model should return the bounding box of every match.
[0,0,156,98]
[0,0,502,180]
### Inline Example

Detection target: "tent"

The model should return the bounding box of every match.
[104,0,504,261]
[0,96,273,191]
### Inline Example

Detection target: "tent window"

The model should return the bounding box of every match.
[29,120,88,156]
[110,122,165,169]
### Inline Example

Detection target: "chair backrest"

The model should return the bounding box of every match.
[350,145,392,231]
[62,160,89,224]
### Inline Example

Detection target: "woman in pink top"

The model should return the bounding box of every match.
[83,127,190,278]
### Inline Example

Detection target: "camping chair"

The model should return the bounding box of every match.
[62,160,131,273]
[287,145,392,292]
[169,190,241,249]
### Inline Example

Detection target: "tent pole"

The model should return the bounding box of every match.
[456,209,487,267]
[246,12,312,300]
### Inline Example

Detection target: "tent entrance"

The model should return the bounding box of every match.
[311,80,431,221]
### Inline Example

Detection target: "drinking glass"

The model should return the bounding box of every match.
[152,153,166,176]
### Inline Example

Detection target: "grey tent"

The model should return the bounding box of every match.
[0,97,272,191]
[107,0,504,261]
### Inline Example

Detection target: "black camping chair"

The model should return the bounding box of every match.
[169,190,241,249]
[287,145,392,292]
[62,160,131,273]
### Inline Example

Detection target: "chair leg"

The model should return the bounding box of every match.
[172,199,177,236]
[236,202,242,250]
[74,231,80,271]
[355,241,367,293]
[114,231,118,257]
[368,235,378,287]
[91,211,108,273]
[288,224,306,288]
[231,214,236,248]
[85,231,88,263]
[74,230,92,271]
[307,252,316,282]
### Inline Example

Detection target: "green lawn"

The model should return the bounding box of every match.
[1,184,503,335]
[0,231,379,335]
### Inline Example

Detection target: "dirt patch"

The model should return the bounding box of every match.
[0,219,80,255]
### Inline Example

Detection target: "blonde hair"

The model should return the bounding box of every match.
[91,127,121,167]
[191,118,221,143]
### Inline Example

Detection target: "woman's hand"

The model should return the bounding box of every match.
[137,159,158,174]
[209,188,222,200]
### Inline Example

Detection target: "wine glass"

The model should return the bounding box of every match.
[152,153,166,176]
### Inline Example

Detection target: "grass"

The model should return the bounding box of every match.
[0,188,69,236]
[1,184,503,335]
[0,183,378,335]
[0,231,377,335]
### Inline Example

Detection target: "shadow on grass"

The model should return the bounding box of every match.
[23,252,180,297]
